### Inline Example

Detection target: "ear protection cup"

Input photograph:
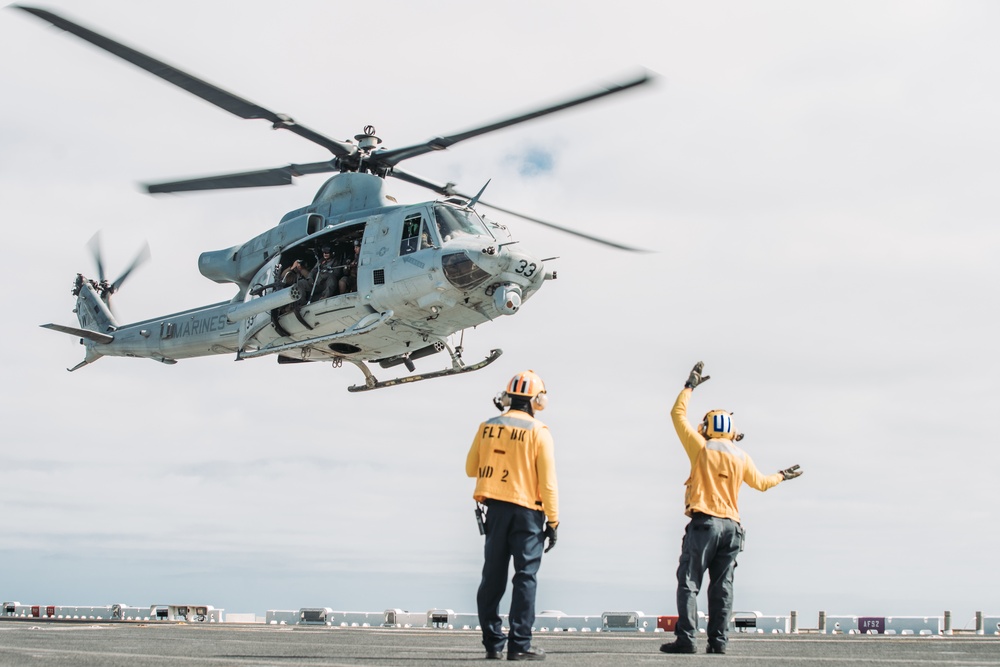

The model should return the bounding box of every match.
[531,391,548,412]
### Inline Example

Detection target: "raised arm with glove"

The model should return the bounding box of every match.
[684,361,710,389]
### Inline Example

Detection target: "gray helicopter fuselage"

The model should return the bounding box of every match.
[69,173,551,372]
[234,174,549,364]
[22,6,646,382]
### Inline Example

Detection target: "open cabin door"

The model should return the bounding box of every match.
[236,221,371,351]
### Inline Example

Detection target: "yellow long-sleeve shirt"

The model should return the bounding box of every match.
[671,388,783,522]
[466,409,559,526]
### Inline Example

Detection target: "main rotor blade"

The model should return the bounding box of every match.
[111,242,151,292]
[14,5,357,158]
[374,72,654,168]
[145,161,339,193]
[390,168,647,252]
[389,168,458,198]
[475,200,647,252]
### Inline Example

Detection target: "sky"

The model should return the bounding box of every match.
[1,1,998,627]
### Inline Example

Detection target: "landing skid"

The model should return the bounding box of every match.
[347,348,502,392]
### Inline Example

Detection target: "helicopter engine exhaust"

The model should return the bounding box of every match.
[494,283,522,315]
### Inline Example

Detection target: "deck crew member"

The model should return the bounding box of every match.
[660,361,802,656]
[466,370,559,661]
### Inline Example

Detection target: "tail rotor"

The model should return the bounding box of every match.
[86,232,151,314]
[111,242,151,294]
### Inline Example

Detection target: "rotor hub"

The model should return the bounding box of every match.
[355,126,382,152]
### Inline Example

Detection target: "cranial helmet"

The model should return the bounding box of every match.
[699,409,740,440]
[503,369,548,411]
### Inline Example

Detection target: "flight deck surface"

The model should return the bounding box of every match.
[0,621,997,666]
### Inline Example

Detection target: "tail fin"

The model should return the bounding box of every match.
[72,273,120,333]
[38,322,107,371]
[40,323,113,344]
[41,275,119,371]
[66,347,105,372]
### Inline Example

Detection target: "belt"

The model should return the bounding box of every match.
[482,498,544,512]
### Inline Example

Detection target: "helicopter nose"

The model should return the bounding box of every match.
[502,248,546,287]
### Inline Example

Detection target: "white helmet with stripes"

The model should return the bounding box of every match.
[502,369,548,411]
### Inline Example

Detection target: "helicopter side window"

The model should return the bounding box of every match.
[400,213,425,256]
[420,226,436,250]
[434,204,492,243]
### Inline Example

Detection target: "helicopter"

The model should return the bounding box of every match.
[18,5,652,391]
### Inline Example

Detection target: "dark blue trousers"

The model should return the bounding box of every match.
[477,499,545,654]
[675,512,744,648]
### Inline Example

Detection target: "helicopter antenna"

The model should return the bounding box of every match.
[467,179,491,209]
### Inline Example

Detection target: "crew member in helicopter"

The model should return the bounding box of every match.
[466,370,558,661]
[659,361,803,656]
[338,240,361,295]
[279,256,313,309]
[310,245,344,300]
[280,257,311,287]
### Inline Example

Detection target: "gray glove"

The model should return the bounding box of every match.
[543,523,558,553]
[780,465,802,481]
[684,361,710,389]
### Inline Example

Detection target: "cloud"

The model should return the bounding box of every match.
[507,147,556,178]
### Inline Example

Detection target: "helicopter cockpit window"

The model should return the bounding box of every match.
[434,205,492,244]
[400,212,434,255]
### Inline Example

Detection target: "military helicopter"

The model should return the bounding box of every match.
[19,5,652,391]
